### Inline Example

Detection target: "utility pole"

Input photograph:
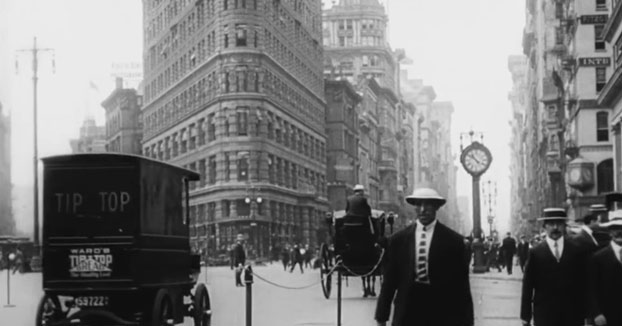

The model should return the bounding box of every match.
[15,37,55,250]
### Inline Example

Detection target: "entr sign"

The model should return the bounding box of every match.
[578,57,611,67]
[580,15,608,24]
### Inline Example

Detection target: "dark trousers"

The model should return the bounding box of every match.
[505,255,513,274]
[290,260,303,273]
[402,282,435,326]
[235,267,243,286]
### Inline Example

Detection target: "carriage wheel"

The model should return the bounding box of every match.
[35,294,63,326]
[193,283,212,326]
[151,289,174,326]
[320,243,333,299]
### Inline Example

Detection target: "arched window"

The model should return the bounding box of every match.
[597,158,614,194]
[597,111,609,142]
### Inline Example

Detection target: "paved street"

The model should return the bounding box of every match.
[0,264,522,326]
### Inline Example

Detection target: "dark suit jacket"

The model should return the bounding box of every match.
[233,243,246,266]
[501,237,517,257]
[571,229,599,256]
[517,241,529,263]
[345,194,372,218]
[375,222,473,326]
[587,245,622,326]
[520,237,587,326]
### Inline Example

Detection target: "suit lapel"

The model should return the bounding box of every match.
[428,222,442,280]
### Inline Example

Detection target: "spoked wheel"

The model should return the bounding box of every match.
[151,289,174,326]
[320,243,333,299]
[193,283,212,326]
[35,294,63,326]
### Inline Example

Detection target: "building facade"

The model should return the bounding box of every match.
[0,102,14,235]
[141,0,327,258]
[510,0,614,235]
[508,55,530,235]
[598,0,622,194]
[323,0,416,231]
[102,77,143,154]
[69,117,107,153]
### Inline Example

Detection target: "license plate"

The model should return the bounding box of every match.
[75,296,109,307]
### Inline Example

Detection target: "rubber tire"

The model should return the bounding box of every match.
[151,289,173,326]
[35,294,62,326]
[320,243,332,299]
[193,283,211,326]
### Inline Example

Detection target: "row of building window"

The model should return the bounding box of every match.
[166,151,327,196]
[188,200,320,229]
[144,107,326,164]
[144,65,323,139]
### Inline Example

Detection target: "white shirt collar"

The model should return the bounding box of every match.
[416,219,437,232]
[545,236,564,257]
[581,225,594,236]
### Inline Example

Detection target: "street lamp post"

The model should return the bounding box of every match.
[15,37,55,253]
[245,187,262,258]
[4,252,16,307]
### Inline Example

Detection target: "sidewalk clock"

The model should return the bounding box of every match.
[459,136,492,274]
[460,141,492,177]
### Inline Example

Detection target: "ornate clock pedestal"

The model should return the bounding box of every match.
[459,137,493,274]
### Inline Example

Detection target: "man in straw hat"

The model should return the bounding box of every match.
[520,208,587,326]
[375,187,473,326]
[586,208,622,326]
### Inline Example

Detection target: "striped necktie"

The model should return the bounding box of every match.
[416,227,430,284]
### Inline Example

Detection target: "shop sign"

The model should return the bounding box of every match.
[578,57,611,67]
[580,15,608,24]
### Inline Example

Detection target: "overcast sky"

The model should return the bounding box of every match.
[0,0,524,235]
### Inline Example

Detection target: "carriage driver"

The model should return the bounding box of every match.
[345,184,372,220]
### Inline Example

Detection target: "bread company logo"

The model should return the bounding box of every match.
[68,247,113,278]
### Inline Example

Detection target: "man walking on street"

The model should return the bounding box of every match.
[520,208,587,326]
[375,187,473,326]
[232,234,246,287]
[517,235,530,272]
[586,209,622,326]
[500,232,517,275]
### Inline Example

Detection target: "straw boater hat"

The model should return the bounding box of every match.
[353,184,365,192]
[538,208,568,221]
[589,204,608,212]
[405,188,446,207]
[236,234,244,241]
[600,209,622,228]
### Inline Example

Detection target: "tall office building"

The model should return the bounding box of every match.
[102,77,143,154]
[141,0,327,258]
[0,102,14,235]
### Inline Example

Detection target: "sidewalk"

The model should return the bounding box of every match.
[470,268,523,282]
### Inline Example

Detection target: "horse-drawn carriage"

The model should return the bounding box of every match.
[318,209,395,299]
[36,153,211,326]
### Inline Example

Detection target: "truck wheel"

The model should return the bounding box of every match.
[151,289,173,326]
[35,294,62,326]
[193,283,211,326]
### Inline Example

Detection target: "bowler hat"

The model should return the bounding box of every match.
[405,188,446,207]
[538,208,568,221]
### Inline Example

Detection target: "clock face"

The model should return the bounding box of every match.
[463,147,491,174]
[569,168,581,183]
